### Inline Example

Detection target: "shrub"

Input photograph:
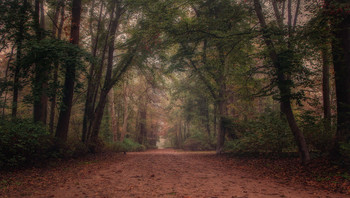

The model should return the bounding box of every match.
[0,119,56,169]
[298,111,335,153]
[123,138,146,151]
[340,143,350,166]
[183,132,215,151]
[106,138,146,152]
[224,110,295,153]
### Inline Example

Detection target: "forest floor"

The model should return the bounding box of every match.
[1,149,350,198]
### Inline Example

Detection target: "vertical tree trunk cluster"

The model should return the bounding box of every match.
[82,1,106,143]
[84,1,135,147]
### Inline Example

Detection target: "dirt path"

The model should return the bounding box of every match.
[12,149,342,198]
[0,150,347,198]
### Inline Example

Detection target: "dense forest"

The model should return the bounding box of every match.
[0,0,349,170]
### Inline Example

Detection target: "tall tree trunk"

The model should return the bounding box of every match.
[322,47,332,130]
[40,0,45,28]
[254,0,310,164]
[33,0,48,124]
[216,88,227,154]
[1,46,14,117]
[199,97,211,137]
[40,0,48,124]
[216,45,228,154]
[49,0,65,134]
[89,90,109,143]
[272,0,283,28]
[89,3,121,143]
[12,0,28,119]
[328,0,350,156]
[287,0,292,34]
[138,103,147,144]
[108,88,118,142]
[116,104,121,141]
[120,84,129,142]
[178,120,182,147]
[213,103,217,137]
[82,2,109,143]
[55,0,82,141]
[293,0,301,29]
[205,98,211,137]
[51,0,61,38]
[201,40,211,137]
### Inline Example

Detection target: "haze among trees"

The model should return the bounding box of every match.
[0,0,349,170]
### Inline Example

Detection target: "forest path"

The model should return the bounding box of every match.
[3,149,348,198]
[27,149,345,198]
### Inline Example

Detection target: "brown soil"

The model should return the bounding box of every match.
[1,149,349,198]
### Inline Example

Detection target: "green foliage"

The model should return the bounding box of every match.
[224,110,295,153]
[56,140,90,159]
[106,138,146,152]
[20,38,90,104]
[298,111,335,153]
[338,141,350,167]
[0,0,31,51]
[0,119,55,169]
[0,119,92,170]
[183,132,215,151]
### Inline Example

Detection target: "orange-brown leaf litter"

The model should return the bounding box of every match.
[1,149,349,197]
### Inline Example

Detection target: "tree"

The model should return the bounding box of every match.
[253,0,310,164]
[33,0,48,124]
[164,0,253,153]
[81,0,107,143]
[55,0,82,141]
[325,0,350,157]
[108,87,118,142]
[9,0,30,119]
[49,0,65,133]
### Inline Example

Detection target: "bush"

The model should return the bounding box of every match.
[106,138,146,152]
[340,143,350,166]
[0,119,56,169]
[298,111,334,153]
[224,110,295,153]
[183,133,215,151]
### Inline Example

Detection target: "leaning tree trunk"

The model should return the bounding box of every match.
[55,0,82,141]
[254,0,310,164]
[82,1,105,143]
[89,90,109,144]
[89,4,120,144]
